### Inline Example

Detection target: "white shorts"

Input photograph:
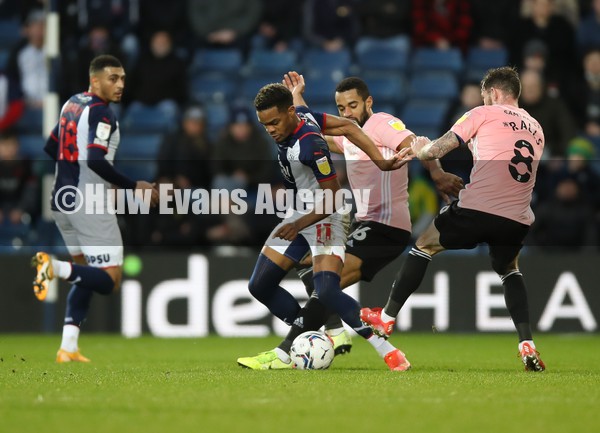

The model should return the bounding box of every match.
[52,210,123,267]
[265,210,350,262]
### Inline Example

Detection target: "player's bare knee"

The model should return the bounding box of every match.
[105,267,122,293]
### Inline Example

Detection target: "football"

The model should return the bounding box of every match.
[290,331,335,370]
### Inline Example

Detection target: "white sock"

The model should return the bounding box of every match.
[325,327,345,337]
[52,259,72,280]
[60,324,80,352]
[367,335,395,358]
[519,340,535,351]
[381,310,396,323]
[274,347,290,363]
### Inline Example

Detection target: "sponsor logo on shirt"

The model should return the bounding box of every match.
[388,119,405,131]
[316,156,331,175]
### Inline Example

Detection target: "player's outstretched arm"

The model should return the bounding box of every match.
[322,114,405,171]
[411,131,460,161]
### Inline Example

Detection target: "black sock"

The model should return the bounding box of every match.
[278,297,330,353]
[295,264,344,331]
[502,270,533,341]
[384,248,432,317]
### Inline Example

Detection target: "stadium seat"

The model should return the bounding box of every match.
[189,49,243,75]
[408,72,459,100]
[15,107,43,134]
[364,73,407,105]
[411,48,464,75]
[355,35,411,55]
[204,102,231,141]
[302,48,352,81]
[18,134,46,159]
[0,19,21,50]
[241,75,283,99]
[302,77,338,105]
[113,160,157,182]
[356,45,410,73]
[400,99,451,134]
[465,47,508,82]
[0,49,9,70]
[118,134,162,160]
[244,49,297,77]
[189,73,238,104]
[120,104,178,134]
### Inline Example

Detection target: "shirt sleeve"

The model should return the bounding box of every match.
[298,133,337,183]
[373,115,414,151]
[450,107,486,143]
[295,105,326,131]
[87,104,115,153]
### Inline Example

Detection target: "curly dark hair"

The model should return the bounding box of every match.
[254,83,293,112]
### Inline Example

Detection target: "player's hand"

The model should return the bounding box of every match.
[411,136,431,159]
[430,171,464,204]
[283,71,305,97]
[135,180,159,207]
[377,146,414,170]
[273,221,300,241]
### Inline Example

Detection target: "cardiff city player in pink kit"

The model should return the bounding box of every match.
[237,73,462,370]
[361,67,547,371]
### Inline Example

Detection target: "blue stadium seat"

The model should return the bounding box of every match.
[302,48,352,81]
[120,104,178,134]
[113,160,157,182]
[241,75,283,99]
[0,19,21,50]
[189,49,243,75]
[244,49,297,76]
[411,48,463,75]
[400,99,451,134]
[356,45,410,73]
[205,102,231,141]
[408,72,459,100]
[18,134,46,159]
[302,77,338,105]
[465,47,508,82]
[0,49,9,70]
[364,73,407,105]
[15,107,43,134]
[118,134,162,160]
[189,73,238,104]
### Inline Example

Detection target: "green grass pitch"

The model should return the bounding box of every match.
[1,334,599,433]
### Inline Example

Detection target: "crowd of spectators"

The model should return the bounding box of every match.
[1,0,599,253]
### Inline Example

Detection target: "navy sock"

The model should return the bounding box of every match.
[313,271,372,339]
[248,254,301,325]
[502,270,533,341]
[68,265,114,295]
[296,264,343,331]
[64,284,93,327]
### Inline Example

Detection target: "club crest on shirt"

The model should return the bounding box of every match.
[388,119,405,131]
[316,156,331,175]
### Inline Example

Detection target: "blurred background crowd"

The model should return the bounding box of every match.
[1,0,599,254]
